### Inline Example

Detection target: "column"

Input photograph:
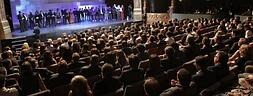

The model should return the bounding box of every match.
[0,0,12,40]
[133,0,143,21]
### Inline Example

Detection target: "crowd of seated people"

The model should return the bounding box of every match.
[1,15,253,96]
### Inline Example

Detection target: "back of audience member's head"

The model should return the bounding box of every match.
[177,68,191,87]
[72,53,80,62]
[128,54,140,69]
[58,60,68,74]
[186,35,195,45]
[21,61,33,76]
[132,47,139,55]
[214,35,222,44]
[137,44,146,53]
[195,56,209,71]
[44,50,53,60]
[72,42,81,53]
[122,41,128,48]
[102,63,114,78]
[1,51,10,59]
[214,51,228,65]
[164,46,175,58]
[105,51,116,65]
[91,48,99,55]
[0,67,7,88]
[1,59,12,71]
[202,37,210,46]
[70,75,91,96]
[90,54,99,66]
[238,38,247,46]
[29,58,38,69]
[232,29,240,37]
[3,46,11,52]
[170,42,179,50]
[149,54,161,70]
[20,49,29,59]
[144,77,161,96]
[22,42,30,49]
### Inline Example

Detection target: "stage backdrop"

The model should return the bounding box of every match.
[10,0,105,28]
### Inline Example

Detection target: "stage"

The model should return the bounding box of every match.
[12,20,139,38]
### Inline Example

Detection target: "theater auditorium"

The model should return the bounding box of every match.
[0,0,252,96]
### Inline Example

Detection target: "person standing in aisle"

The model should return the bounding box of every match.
[33,23,40,40]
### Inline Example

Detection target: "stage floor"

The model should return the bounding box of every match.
[12,20,137,38]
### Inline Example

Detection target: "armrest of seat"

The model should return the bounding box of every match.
[27,89,50,96]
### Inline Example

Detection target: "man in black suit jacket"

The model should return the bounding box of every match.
[160,68,197,96]
[120,55,144,88]
[181,35,200,61]
[48,60,74,90]
[191,56,216,92]
[80,54,101,77]
[68,53,85,73]
[207,51,229,81]
[93,64,122,96]
[161,46,180,71]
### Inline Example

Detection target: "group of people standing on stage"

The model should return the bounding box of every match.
[17,4,133,32]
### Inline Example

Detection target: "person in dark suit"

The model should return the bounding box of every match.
[33,23,40,40]
[223,29,241,48]
[68,53,85,73]
[190,56,216,92]
[212,35,225,50]
[160,68,197,96]
[120,54,144,88]
[92,64,122,96]
[145,54,163,78]
[207,51,229,81]
[80,54,101,77]
[34,11,41,27]
[28,12,34,29]
[47,10,53,27]
[181,35,200,61]
[161,46,180,71]
[136,44,149,61]
[17,11,25,32]
[48,60,74,90]
[73,8,78,23]
[228,38,247,55]
[200,37,213,55]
